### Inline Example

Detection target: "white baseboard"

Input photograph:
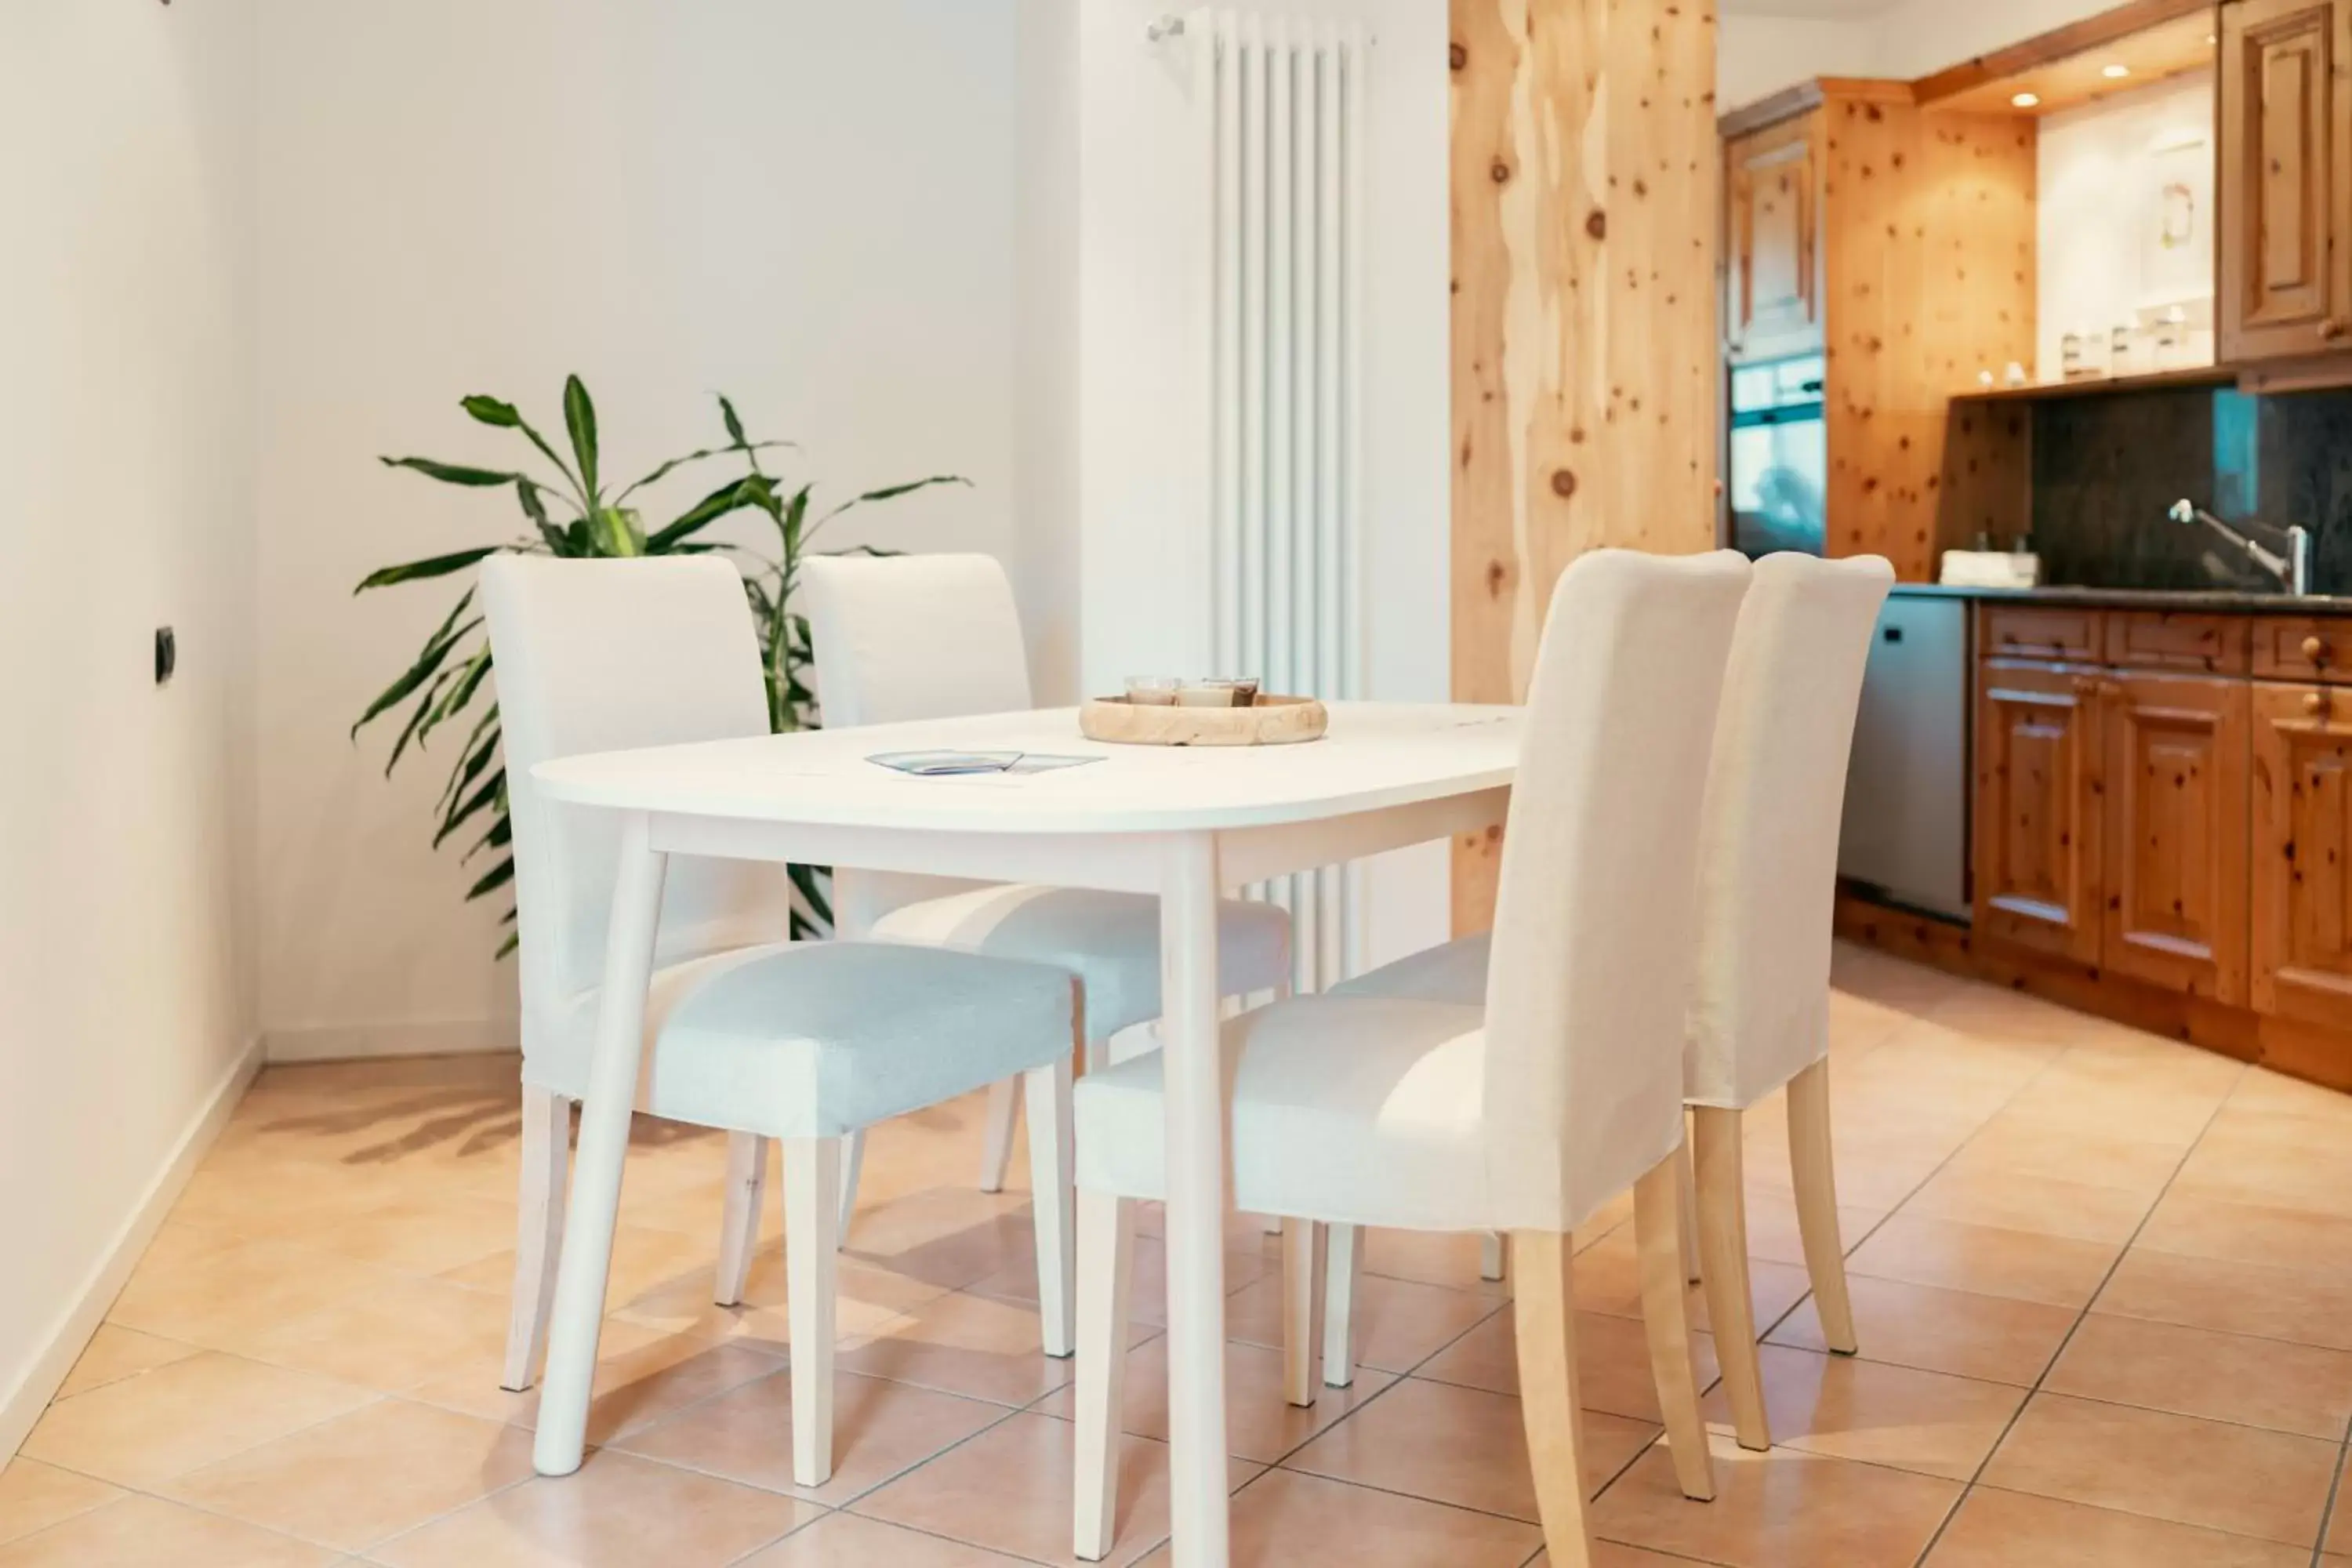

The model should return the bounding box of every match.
[0,1034,264,1465]
[264,1016,519,1063]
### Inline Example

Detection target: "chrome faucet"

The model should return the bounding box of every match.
[2169,499,2312,597]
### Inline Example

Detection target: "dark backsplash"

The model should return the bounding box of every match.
[2030,384,2352,593]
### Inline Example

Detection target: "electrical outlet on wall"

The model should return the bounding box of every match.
[154,626,176,687]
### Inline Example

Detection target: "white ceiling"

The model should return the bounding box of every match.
[1719,0,1905,16]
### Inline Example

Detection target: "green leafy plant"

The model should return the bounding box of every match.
[352,375,965,949]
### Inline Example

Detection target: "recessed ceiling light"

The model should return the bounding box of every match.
[2102,63,2132,78]
[2012,92,2042,108]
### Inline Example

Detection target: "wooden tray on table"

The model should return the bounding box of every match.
[1078,695,1328,746]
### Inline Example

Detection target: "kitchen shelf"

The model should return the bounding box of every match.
[1950,364,2237,405]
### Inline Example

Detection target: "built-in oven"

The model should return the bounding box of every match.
[1726,352,1827,560]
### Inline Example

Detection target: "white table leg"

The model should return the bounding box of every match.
[1159,832,1229,1567]
[532,812,667,1476]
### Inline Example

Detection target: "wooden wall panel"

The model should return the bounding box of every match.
[1449,0,1722,934]
[1820,96,2036,580]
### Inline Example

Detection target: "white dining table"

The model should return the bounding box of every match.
[524,700,1522,1566]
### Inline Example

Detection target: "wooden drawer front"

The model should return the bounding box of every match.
[2252,618,2352,684]
[2104,613,2250,675]
[1984,606,2103,664]
[2252,683,2352,1029]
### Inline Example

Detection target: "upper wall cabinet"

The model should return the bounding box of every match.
[1726,116,1820,362]
[2220,0,2352,362]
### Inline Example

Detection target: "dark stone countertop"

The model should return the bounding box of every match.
[1889,583,2352,616]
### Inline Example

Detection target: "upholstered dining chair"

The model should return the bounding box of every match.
[483,554,1083,1486]
[1067,548,1753,1564]
[799,552,1294,1213]
[1321,550,1896,1452]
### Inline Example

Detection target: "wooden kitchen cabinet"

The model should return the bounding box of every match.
[2252,681,2352,1027]
[2101,673,2251,1004]
[1726,114,1820,361]
[2219,0,2352,364]
[1975,661,2107,964]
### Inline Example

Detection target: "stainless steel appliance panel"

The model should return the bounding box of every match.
[1838,594,1970,920]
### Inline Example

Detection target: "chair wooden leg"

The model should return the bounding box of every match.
[1073,1188,1135,1563]
[1510,1230,1594,1568]
[1280,1219,1327,1407]
[836,1130,864,1247]
[1026,1058,1078,1358]
[783,1138,841,1487]
[1322,1221,1363,1389]
[1693,1105,1770,1451]
[978,1076,1022,1193]
[1480,1231,1509,1283]
[1676,1131,1703,1284]
[501,1086,571,1392]
[714,1133,768,1307]
[1634,1155,1718,1502]
[1788,1059,1859,1355]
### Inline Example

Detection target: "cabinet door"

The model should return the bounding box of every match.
[2252,682,2352,1027]
[1726,116,1820,361]
[1975,662,2105,964]
[2100,674,2251,1004]
[2220,0,2352,362]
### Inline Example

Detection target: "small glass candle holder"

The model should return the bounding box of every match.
[1124,676,1181,706]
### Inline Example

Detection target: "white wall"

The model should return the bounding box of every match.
[251,1,1037,1058]
[0,0,260,1450]
[1869,0,2118,80]
[2036,72,2216,380]
[1074,0,1453,966]
[1719,13,1882,113]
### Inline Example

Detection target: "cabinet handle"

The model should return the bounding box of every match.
[2306,634,2330,663]
[2098,680,2123,701]
[2324,318,2349,343]
[2071,675,2098,697]
[2307,691,2330,717]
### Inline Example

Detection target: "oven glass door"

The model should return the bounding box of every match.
[1727,354,1827,559]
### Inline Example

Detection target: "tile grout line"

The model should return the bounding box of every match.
[2314,1406,2352,1568]
[1905,1053,2251,1568]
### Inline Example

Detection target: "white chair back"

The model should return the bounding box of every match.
[1479,548,1752,1232]
[799,553,1033,932]
[481,555,791,1062]
[1686,553,1895,1109]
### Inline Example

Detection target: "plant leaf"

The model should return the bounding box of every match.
[813,474,971,528]
[352,593,477,734]
[435,768,505,848]
[379,456,523,488]
[354,546,501,593]
[720,395,748,448]
[437,713,499,815]
[563,376,600,503]
[460,395,522,428]
[646,475,771,553]
[463,812,512,863]
[416,647,490,750]
[615,440,795,504]
[588,506,643,558]
[384,669,453,776]
[465,857,514,900]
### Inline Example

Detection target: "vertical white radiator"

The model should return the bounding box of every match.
[1182,9,1371,993]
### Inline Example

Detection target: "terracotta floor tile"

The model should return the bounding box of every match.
[1942,1119,2188,1196]
[736,1512,1032,1566]
[1573,1226,1813,1335]
[1901,1164,2157,1246]
[1589,1432,1962,1568]
[1414,1306,1721,1425]
[370,1448,815,1567]
[1029,1334,1396,1463]
[1847,1215,2121,1309]
[408,1330,786,1446]
[1928,1485,2314,1566]
[441,1222,721,1314]
[1281,1374,1660,1521]
[0,1461,121,1548]
[51,1324,199,1400]
[2096,1247,2352,1351]
[1981,1391,2336,1546]
[2332,1447,2352,1555]
[160,1397,535,1552]
[1359,1225,1543,1295]
[2227,1066,2352,1127]
[609,1243,942,1352]
[0,1494,336,1568]
[854,1409,1261,1568]
[1765,1274,2075,1387]
[2138,1190,2352,1283]
[614,1367,1009,1504]
[1703,1345,2024,1482]
[833,1289,1080,1406]
[2167,1138,2352,1219]
[838,1186,1044,1293]
[19,1351,374,1489]
[961,1226,1272,1329]
[1223,1269,1501,1374]
[1142,1468,1541,1568]
[106,1236,419,1352]
[227,1270,520,1391]
[1737,1188,1886,1270]
[275,1188,524,1277]
[2045,1312,2352,1439]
